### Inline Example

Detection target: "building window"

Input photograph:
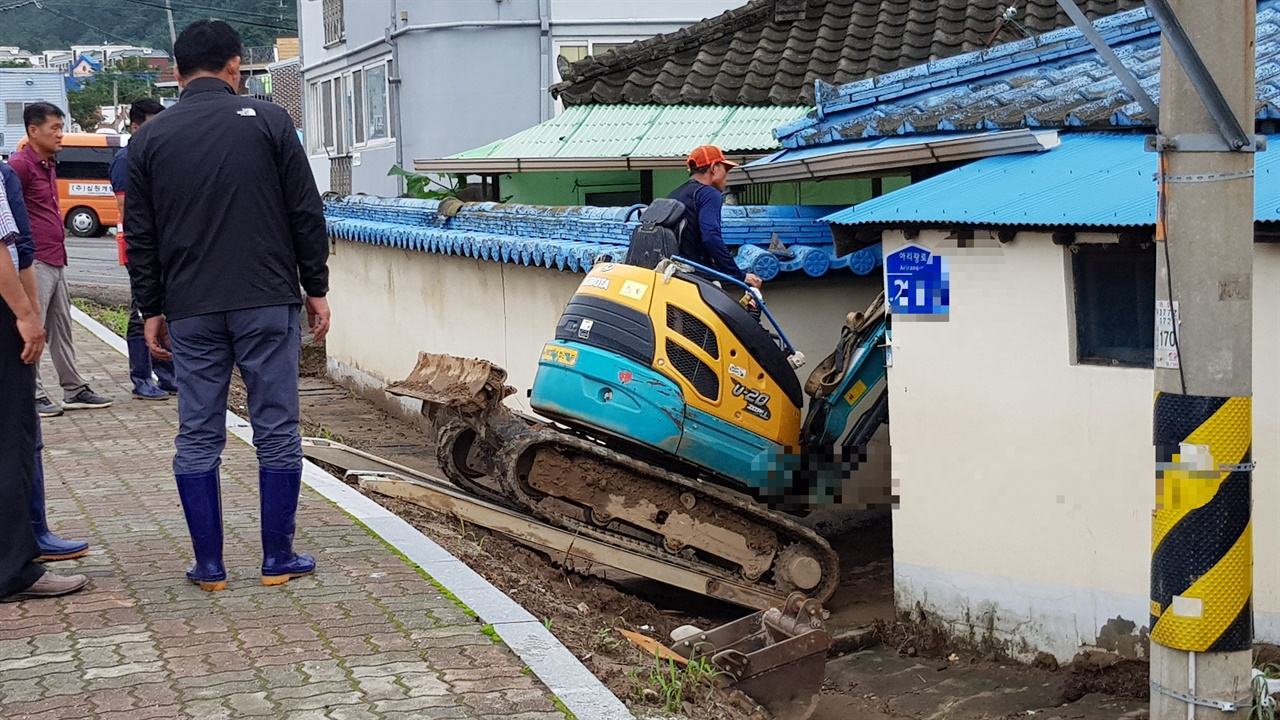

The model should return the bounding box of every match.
[341,73,355,150]
[364,62,389,142]
[352,71,365,145]
[1072,242,1156,368]
[323,0,344,46]
[320,80,335,151]
[5,101,29,125]
[557,40,630,64]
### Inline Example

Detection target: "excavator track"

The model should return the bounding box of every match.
[388,352,841,607]
[434,410,840,605]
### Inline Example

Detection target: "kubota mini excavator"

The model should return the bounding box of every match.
[387,249,892,609]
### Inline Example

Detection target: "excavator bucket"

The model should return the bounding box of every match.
[386,352,513,414]
[668,593,831,720]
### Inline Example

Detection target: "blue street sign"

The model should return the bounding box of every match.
[884,243,949,315]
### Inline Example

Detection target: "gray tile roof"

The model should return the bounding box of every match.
[549,0,1146,107]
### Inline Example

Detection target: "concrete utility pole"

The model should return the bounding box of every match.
[1148,0,1257,718]
[164,0,178,51]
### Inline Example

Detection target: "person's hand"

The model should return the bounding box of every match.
[16,313,45,365]
[145,315,173,362]
[745,273,763,289]
[305,296,330,345]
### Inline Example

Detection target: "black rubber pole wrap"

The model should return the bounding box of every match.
[1150,393,1253,652]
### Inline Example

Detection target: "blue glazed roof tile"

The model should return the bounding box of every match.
[324,197,873,282]
[777,0,1280,148]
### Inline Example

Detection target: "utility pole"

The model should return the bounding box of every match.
[164,0,177,51]
[1148,0,1257,718]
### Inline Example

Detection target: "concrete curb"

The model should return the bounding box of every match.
[70,305,636,720]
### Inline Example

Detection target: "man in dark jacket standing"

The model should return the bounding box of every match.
[125,19,330,591]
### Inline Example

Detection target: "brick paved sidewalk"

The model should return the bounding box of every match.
[0,324,573,720]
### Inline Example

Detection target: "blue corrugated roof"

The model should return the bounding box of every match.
[323,197,885,281]
[774,0,1280,148]
[823,133,1280,228]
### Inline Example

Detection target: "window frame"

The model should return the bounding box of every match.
[360,60,391,146]
[1069,241,1157,369]
[307,57,394,156]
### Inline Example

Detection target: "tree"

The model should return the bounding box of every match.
[0,60,32,68]
[67,57,166,132]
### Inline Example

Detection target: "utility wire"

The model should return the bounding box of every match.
[0,0,40,12]
[39,4,138,45]
[110,0,296,31]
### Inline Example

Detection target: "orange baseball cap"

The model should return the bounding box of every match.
[686,145,739,170]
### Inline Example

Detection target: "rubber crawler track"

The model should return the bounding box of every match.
[435,404,844,599]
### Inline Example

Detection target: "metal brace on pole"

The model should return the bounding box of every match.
[1150,681,1250,713]
[1143,0,1258,152]
[1055,0,1161,122]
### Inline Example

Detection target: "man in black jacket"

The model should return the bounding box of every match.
[125,19,330,592]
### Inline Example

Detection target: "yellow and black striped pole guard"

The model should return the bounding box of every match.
[1151,392,1253,652]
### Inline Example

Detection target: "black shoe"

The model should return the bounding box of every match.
[36,397,63,418]
[62,388,113,410]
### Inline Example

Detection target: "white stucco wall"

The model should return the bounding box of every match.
[884,230,1279,661]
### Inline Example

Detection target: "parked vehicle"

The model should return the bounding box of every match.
[17,131,125,238]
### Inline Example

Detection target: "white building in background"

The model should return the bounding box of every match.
[0,68,68,156]
[295,0,744,197]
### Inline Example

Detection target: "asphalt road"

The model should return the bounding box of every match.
[65,235,128,288]
[63,235,132,306]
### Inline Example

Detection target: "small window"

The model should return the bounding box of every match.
[558,45,588,64]
[341,74,354,150]
[56,146,115,180]
[322,0,345,46]
[364,62,388,142]
[590,43,628,57]
[352,71,364,145]
[320,80,334,149]
[5,101,27,126]
[1072,243,1156,367]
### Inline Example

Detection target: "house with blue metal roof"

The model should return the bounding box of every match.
[724,0,1280,664]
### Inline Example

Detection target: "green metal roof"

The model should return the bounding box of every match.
[415,104,811,174]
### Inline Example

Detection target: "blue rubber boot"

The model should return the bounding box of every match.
[259,467,315,586]
[128,336,168,400]
[31,421,90,562]
[175,469,227,591]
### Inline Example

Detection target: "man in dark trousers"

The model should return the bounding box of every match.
[2,158,90,565]
[0,156,88,603]
[666,145,763,289]
[125,19,331,592]
[110,97,176,401]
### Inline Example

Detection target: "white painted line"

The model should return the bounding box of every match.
[71,305,635,720]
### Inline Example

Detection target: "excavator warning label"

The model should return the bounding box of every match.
[844,380,868,406]
[541,345,578,367]
[619,281,648,300]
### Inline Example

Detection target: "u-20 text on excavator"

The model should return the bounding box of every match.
[385,244,893,611]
